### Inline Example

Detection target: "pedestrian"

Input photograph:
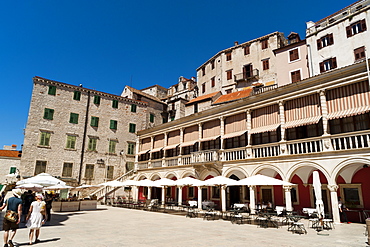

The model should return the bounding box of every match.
[26,194,46,245]
[44,192,53,222]
[22,190,34,223]
[0,189,23,247]
[338,196,350,223]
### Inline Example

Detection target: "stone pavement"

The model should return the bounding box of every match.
[1,205,368,247]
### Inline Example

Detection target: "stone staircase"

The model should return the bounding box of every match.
[90,169,136,202]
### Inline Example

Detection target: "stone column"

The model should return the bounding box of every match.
[328,184,340,223]
[198,186,202,210]
[283,185,293,211]
[179,127,184,155]
[178,186,183,206]
[319,90,329,136]
[147,187,152,200]
[221,185,227,212]
[219,116,225,151]
[279,101,286,141]
[249,185,256,214]
[198,123,203,150]
[246,110,252,158]
[150,136,154,160]
[161,187,166,206]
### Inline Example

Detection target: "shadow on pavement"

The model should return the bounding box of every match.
[16,237,61,246]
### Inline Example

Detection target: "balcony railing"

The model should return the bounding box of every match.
[286,137,323,155]
[136,130,370,170]
[234,69,259,82]
[251,84,278,96]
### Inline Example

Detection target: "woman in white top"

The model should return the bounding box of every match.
[26,194,46,245]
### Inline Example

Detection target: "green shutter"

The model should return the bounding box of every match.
[91,116,99,127]
[131,104,137,112]
[69,113,79,124]
[150,114,154,123]
[39,132,51,146]
[9,167,16,174]
[43,108,54,120]
[127,143,135,155]
[88,138,97,151]
[66,135,76,149]
[108,140,116,153]
[110,120,117,129]
[112,100,118,108]
[48,85,56,95]
[129,123,136,133]
[94,95,101,104]
[73,91,81,100]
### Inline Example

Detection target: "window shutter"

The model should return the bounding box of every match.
[317,39,322,50]
[319,62,325,73]
[332,57,337,69]
[361,19,367,32]
[346,26,352,37]
[329,33,334,45]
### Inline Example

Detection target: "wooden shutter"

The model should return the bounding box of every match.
[319,62,325,73]
[361,19,367,32]
[317,39,322,50]
[329,33,334,45]
[332,57,337,69]
[346,26,352,37]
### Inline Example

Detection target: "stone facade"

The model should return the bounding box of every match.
[20,77,164,185]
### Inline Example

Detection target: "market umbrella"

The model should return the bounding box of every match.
[121,180,141,186]
[73,185,100,191]
[16,173,66,187]
[99,180,126,187]
[136,179,158,187]
[44,184,74,190]
[175,177,203,187]
[15,183,43,191]
[235,174,295,186]
[152,178,177,187]
[313,171,325,219]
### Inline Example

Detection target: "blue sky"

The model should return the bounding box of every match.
[0,0,353,149]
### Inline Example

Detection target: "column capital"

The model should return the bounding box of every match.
[283,185,293,192]
[278,100,284,106]
[219,116,224,121]
[319,89,326,96]
[248,185,256,190]
[327,184,338,192]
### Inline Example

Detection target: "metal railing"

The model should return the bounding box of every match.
[234,69,259,82]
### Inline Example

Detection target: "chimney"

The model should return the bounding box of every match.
[234,41,239,46]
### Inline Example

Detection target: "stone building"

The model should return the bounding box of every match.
[0,146,22,189]
[20,77,165,185]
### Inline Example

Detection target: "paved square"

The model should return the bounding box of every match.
[2,206,367,247]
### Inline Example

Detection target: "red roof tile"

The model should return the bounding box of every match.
[0,150,22,158]
[213,88,253,105]
[186,91,220,105]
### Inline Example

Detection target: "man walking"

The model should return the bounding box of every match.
[0,189,23,247]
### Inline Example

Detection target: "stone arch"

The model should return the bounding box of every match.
[223,167,248,179]
[164,171,178,180]
[149,172,162,181]
[198,168,220,180]
[331,157,370,184]
[178,170,198,179]
[136,174,148,181]
[286,161,331,184]
[251,164,286,180]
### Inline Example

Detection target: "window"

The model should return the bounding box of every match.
[262,59,269,70]
[211,77,215,87]
[354,46,365,61]
[91,116,99,127]
[194,103,198,113]
[174,85,178,92]
[261,39,268,49]
[202,67,205,76]
[126,162,134,171]
[66,135,76,149]
[226,70,232,80]
[340,184,363,208]
[244,45,250,55]
[346,19,367,37]
[43,108,54,120]
[212,186,220,198]
[202,83,206,93]
[211,60,215,70]
[183,82,187,90]
[62,162,73,177]
[9,167,16,174]
[226,89,232,94]
[35,160,46,175]
[129,123,136,133]
[317,34,334,50]
[69,113,79,124]
[88,137,97,151]
[108,140,117,154]
[73,91,81,100]
[291,70,301,83]
[106,166,114,179]
[39,132,51,146]
[127,143,135,155]
[226,51,232,61]
[85,164,94,179]
[150,114,155,123]
[188,187,194,198]
[131,104,137,112]
[93,95,101,104]
[112,100,118,108]
[110,120,117,130]
[289,48,299,61]
[48,85,56,95]
[319,57,337,73]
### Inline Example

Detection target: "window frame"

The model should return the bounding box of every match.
[226,51,232,61]
[73,91,81,101]
[262,59,269,70]
[131,104,137,113]
[108,140,117,154]
[62,162,73,177]
[211,77,215,88]
[150,113,155,123]
[354,46,365,61]
[43,108,54,120]
[110,120,118,130]
[88,137,97,151]
[261,39,268,49]
[290,69,302,83]
[93,95,101,105]
[106,166,114,179]
[39,131,51,147]
[339,184,363,208]
[317,33,334,50]
[129,123,136,133]
[226,70,232,80]
[35,160,47,175]
[69,113,79,124]
[244,45,250,55]
[66,135,77,149]
[346,19,367,37]
[127,142,135,155]
[85,164,94,179]
[112,99,119,109]
[48,85,56,95]
[91,116,99,127]
[319,57,337,73]
[289,48,300,62]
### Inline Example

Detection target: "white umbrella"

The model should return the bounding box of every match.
[121,180,141,186]
[235,174,295,186]
[44,184,74,190]
[175,177,203,187]
[201,176,239,186]
[17,173,66,187]
[136,179,158,187]
[73,185,100,191]
[313,171,325,219]
[99,180,125,187]
[152,178,177,187]
[16,183,43,191]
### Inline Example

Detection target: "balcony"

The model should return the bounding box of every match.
[136,130,370,170]
[234,69,259,83]
[251,84,278,96]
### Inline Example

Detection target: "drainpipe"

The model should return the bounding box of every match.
[78,90,90,184]
[307,44,314,77]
